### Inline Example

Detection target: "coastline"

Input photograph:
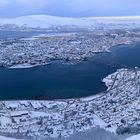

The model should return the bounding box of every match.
[5,40,139,70]
[8,62,52,69]
[0,68,139,139]
[1,29,140,69]
[0,27,140,140]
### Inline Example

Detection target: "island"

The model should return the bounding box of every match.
[0,16,140,68]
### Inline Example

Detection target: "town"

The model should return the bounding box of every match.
[0,28,140,68]
[0,68,140,139]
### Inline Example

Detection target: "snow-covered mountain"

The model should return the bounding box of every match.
[0,15,140,30]
[0,15,96,29]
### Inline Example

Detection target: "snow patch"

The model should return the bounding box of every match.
[0,136,25,140]
[124,134,140,140]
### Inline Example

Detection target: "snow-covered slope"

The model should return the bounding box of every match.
[0,15,95,28]
[124,134,140,140]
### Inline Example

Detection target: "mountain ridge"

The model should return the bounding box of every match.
[1,15,140,29]
[0,15,95,28]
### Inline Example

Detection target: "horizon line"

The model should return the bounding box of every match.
[87,16,140,19]
[1,15,140,19]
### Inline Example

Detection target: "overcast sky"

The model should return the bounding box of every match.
[0,0,140,18]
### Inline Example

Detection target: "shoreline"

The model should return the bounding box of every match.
[0,68,139,139]
[8,62,52,69]
[1,29,140,69]
[3,41,139,70]
[1,29,140,139]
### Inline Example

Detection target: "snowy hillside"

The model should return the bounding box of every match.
[0,15,140,30]
[0,136,24,140]
[0,15,95,29]
[124,134,140,140]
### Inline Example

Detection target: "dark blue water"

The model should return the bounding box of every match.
[0,61,113,100]
[93,42,140,68]
[0,32,140,99]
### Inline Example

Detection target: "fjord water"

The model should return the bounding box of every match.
[0,61,111,100]
[0,32,140,99]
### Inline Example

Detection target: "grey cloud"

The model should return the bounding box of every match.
[0,0,140,18]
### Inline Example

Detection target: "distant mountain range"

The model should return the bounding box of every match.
[0,15,95,29]
[0,15,140,30]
